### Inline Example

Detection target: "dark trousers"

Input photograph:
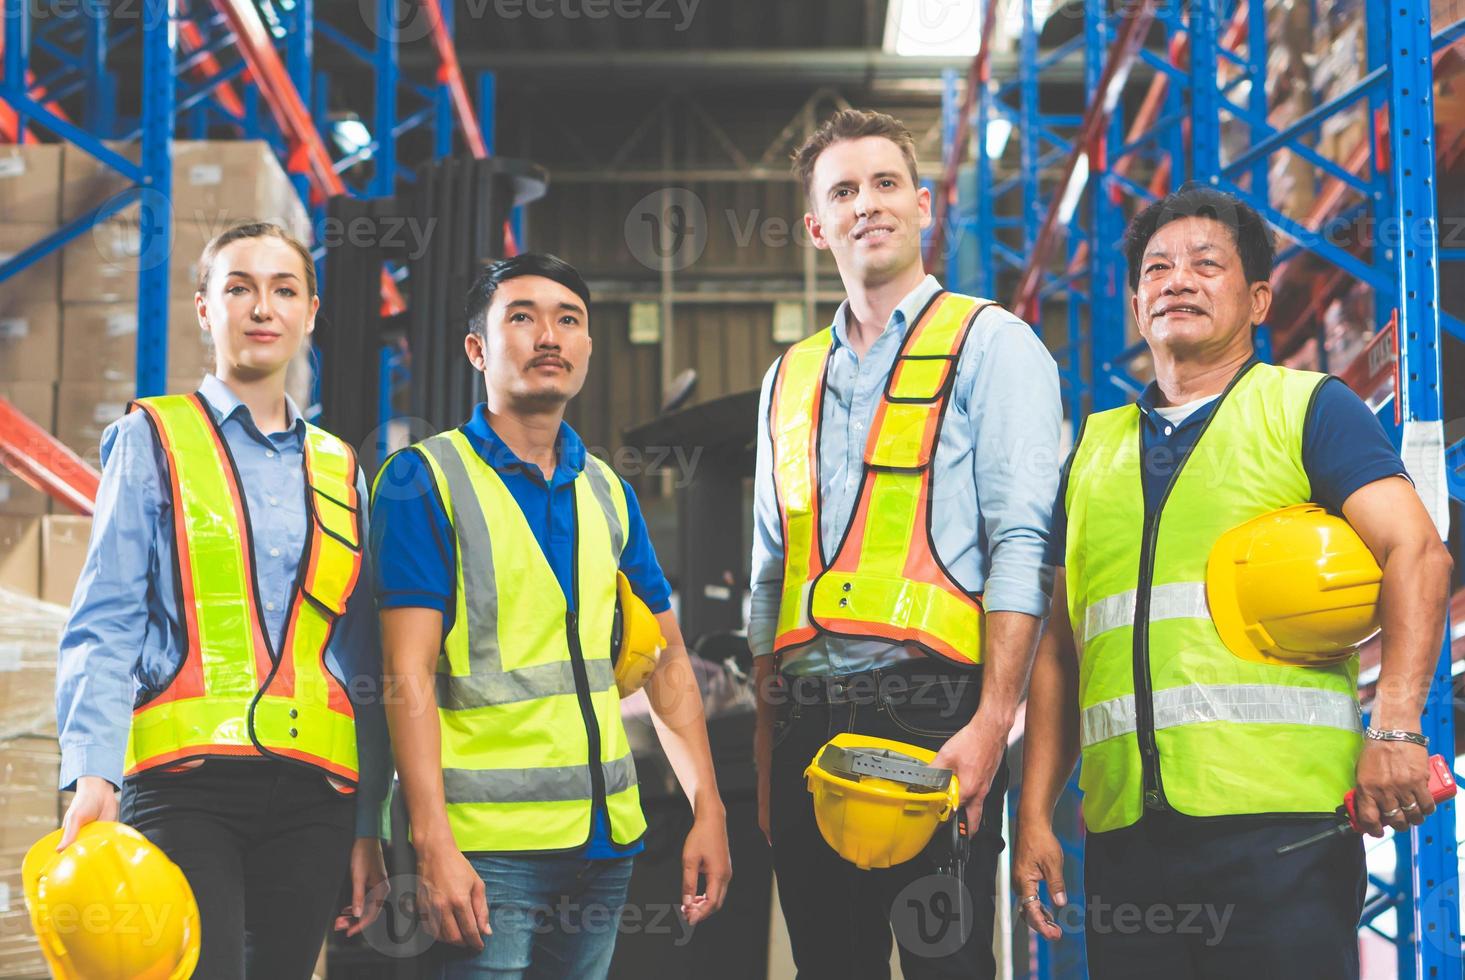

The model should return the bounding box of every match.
[768,661,1008,980]
[120,758,356,980]
[1084,809,1366,980]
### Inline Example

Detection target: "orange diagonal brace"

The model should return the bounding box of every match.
[418,0,518,256]
[178,18,246,120]
[1012,0,1158,321]
[421,0,486,159]
[0,398,98,516]
[209,0,406,314]
[921,0,1002,272]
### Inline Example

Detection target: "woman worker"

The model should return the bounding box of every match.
[55,221,392,978]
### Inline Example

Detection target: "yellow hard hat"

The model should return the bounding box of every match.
[22,822,200,980]
[612,571,667,697]
[1206,503,1382,668]
[805,733,960,870]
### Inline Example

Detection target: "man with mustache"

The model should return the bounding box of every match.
[749,108,1062,978]
[370,253,731,979]
[1013,185,1452,978]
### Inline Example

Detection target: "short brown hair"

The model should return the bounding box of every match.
[196,221,317,298]
[791,109,920,201]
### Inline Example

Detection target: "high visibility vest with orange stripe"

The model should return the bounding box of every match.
[122,393,364,785]
[770,291,994,668]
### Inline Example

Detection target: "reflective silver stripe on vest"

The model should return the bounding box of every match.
[442,752,639,803]
[581,458,625,557]
[1080,683,1362,748]
[420,436,613,710]
[1080,581,1211,644]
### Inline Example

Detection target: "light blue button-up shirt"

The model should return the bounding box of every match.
[748,275,1062,675]
[55,374,391,838]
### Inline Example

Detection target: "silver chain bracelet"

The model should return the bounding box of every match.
[1364,726,1429,748]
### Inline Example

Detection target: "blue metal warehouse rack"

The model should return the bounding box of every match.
[0,0,504,406]
[936,1,1465,977]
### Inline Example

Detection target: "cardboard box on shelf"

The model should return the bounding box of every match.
[0,582,66,735]
[40,515,91,609]
[0,382,55,516]
[0,586,67,980]
[0,223,60,306]
[58,216,214,305]
[0,736,61,851]
[60,140,310,235]
[0,303,59,383]
[61,301,212,383]
[59,140,311,304]
[0,145,61,225]
[0,517,41,598]
[52,377,199,466]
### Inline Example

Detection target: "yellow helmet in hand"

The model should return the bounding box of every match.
[805,733,960,870]
[23,822,200,980]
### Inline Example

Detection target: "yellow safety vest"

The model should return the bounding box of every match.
[1065,362,1361,833]
[770,291,995,669]
[124,393,363,785]
[410,429,646,853]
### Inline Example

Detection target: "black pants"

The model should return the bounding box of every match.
[769,661,1008,980]
[120,757,356,980]
[1084,809,1366,980]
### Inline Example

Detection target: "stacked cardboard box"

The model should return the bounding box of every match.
[0,589,67,978]
[0,146,62,525]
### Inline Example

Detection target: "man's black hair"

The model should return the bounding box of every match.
[1122,183,1275,291]
[464,252,592,335]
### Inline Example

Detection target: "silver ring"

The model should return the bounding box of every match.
[1402,802,1420,811]
[1384,807,1403,817]
[1019,895,1041,907]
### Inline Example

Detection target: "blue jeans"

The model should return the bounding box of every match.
[432,854,635,980]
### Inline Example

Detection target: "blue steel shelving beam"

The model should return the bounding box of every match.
[965,2,1465,978]
[0,0,175,396]
[1,0,502,417]
[1133,3,1462,978]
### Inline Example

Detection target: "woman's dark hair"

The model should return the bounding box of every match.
[1122,183,1275,290]
[465,252,591,336]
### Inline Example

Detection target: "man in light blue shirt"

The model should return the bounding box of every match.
[751,109,1060,980]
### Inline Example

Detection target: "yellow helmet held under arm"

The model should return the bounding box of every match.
[1206,503,1383,667]
[612,571,667,697]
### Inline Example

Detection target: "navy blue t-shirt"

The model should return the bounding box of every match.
[1046,370,1408,566]
[370,405,673,858]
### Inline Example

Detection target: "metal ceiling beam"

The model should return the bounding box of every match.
[374,48,1088,87]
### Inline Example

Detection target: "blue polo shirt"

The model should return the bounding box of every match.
[369,405,673,858]
[1047,367,1408,566]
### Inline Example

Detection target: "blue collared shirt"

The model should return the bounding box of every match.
[369,406,672,858]
[748,275,1062,674]
[56,374,391,839]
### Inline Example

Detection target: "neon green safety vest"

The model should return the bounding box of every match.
[124,393,363,784]
[409,429,646,853]
[1065,362,1362,833]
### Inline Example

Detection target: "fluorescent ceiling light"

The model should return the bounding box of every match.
[883,0,985,57]
[1002,0,1058,42]
[986,117,1012,158]
[332,119,373,159]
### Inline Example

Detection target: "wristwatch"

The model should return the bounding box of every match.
[1364,726,1429,748]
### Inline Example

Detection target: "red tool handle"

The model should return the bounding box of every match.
[1343,754,1456,831]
